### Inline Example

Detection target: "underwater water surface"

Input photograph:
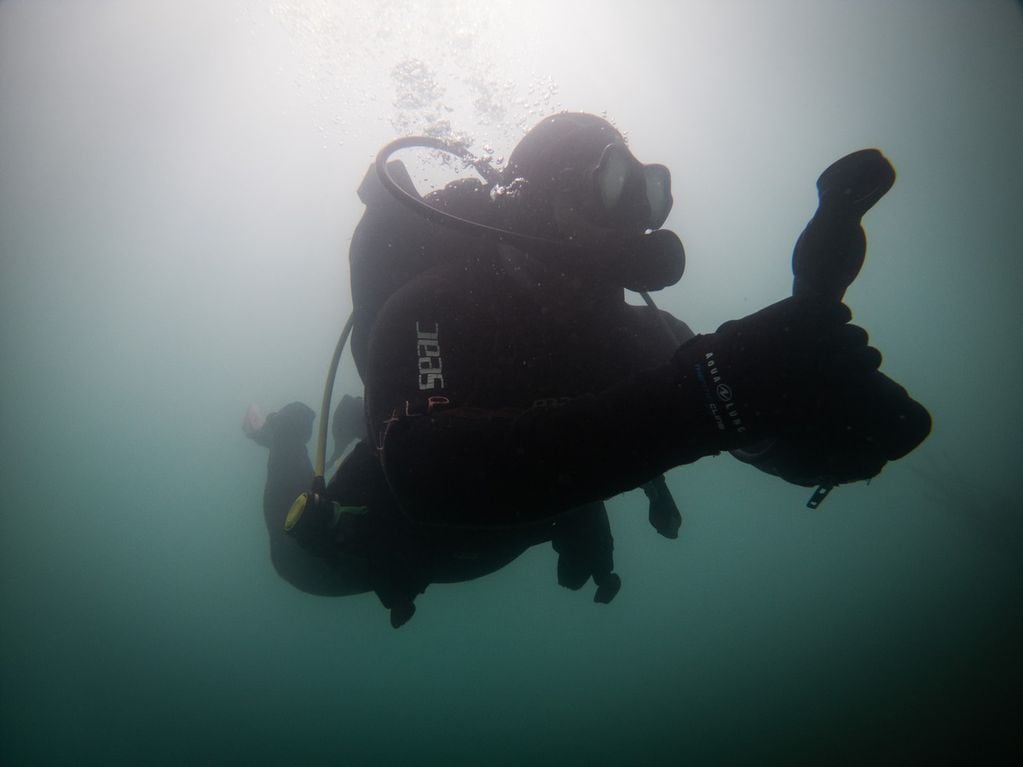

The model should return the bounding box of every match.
[1,1,1021,765]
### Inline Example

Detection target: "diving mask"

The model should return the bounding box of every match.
[588,143,673,232]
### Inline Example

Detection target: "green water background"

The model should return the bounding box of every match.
[2,1,1020,764]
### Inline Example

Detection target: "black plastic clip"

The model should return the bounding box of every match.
[806,484,835,509]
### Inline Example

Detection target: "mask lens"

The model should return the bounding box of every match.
[643,164,672,230]
[595,144,630,212]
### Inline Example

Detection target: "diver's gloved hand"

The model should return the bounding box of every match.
[815,148,896,221]
[672,296,882,451]
[735,369,931,487]
[792,148,896,302]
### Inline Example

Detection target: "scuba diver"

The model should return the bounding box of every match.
[247,112,931,628]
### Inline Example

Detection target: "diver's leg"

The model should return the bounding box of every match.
[644,474,682,539]
[551,502,621,603]
[245,402,316,534]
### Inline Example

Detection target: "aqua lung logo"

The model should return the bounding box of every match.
[417,322,444,390]
[702,352,746,434]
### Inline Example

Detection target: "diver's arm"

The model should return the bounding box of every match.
[732,149,931,490]
[367,272,932,526]
[377,362,715,526]
[365,277,732,526]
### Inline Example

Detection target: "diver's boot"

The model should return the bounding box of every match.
[374,566,422,629]
[244,401,316,448]
[389,599,416,629]
[643,475,682,539]
[593,572,621,604]
[552,503,621,603]
[792,149,896,302]
[242,404,269,445]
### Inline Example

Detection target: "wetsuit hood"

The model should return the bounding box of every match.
[499,113,685,292]
[502,113,628,240]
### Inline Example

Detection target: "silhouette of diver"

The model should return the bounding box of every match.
[247,113,930,627]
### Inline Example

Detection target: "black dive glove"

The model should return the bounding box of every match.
[672,296,882,452]
[734,369,931,487]
[731,147,931,490]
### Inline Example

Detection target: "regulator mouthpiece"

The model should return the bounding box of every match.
[619,228,686,293]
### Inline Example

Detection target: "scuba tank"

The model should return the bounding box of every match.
[349,151,500,380]
[285,139,508,535]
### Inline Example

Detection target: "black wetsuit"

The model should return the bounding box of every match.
[346,159,695,531]
[259,166,692,623]
[364,251,695,527]
[310,248,695,620]
[354,148,931,530]
[263,146,930,626]
[273,161,693,618]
